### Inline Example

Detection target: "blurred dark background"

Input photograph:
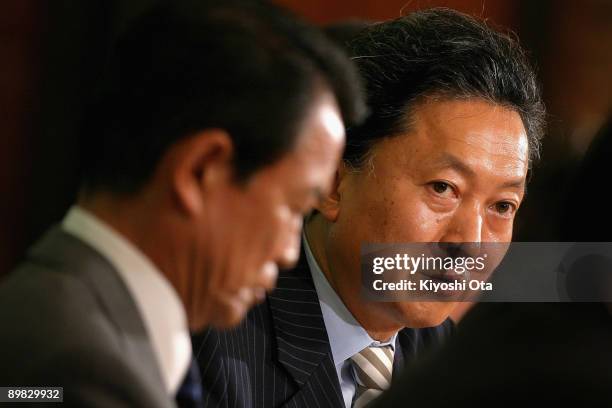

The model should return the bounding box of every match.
[2,0,611,276]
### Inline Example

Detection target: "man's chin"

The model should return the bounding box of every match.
[209,309,247,329]
[206,288,269,329]
[394,301,456,328]
[207,296,250,329]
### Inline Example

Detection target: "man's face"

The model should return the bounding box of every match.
[325,99,528,331]
[195,92,345,329]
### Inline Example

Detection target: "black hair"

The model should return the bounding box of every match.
[344,8,545,169]
[81,0,366,193]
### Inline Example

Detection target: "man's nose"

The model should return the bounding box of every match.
[439,203,483,249]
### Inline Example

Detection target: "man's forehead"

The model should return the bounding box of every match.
[295,92,345,152]
[368,129,529,186]
[424,151,528,186]
[409,100,528,160]
[424,137,529,169]
[375,126,528,168]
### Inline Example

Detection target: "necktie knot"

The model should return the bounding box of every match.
[350,345,394,407]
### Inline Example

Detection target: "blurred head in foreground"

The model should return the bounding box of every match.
[80,0,365,329]
[306,8,545,339]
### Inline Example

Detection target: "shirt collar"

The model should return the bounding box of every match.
[62,205,191,395]
[303,234,397,371]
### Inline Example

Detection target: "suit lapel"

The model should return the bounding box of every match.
[392,321,453,384]
[28,227,170,403]
[267,250,344,406]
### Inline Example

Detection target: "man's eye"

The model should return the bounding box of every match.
[430,181,452,195]
[494,202,515,215]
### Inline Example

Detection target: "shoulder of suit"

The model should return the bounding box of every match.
[0,258,127,375]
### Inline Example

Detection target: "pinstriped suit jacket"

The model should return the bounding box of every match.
[192,251,453,408]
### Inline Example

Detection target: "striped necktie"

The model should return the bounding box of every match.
[350,345,394,408]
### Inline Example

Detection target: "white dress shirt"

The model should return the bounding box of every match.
[303,234,397,408]
[62,206,191,395]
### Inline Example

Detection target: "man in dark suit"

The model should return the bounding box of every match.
[372,120,612,407]
[0,1,365,406]
[193,8,545,408]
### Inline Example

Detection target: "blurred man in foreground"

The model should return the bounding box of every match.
[194,8,545,408]
[0,1,365,406]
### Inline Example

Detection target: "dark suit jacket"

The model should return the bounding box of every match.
[372,303,612,407]
[192,250,453,408]
[0,227,175,408]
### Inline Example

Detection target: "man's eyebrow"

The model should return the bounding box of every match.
[433,153,526,191]
[499,179,526,190]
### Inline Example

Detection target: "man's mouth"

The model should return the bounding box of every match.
[420,269,464,282]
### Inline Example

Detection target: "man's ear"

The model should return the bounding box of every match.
[166,129,234,217]
[315,162,350,223]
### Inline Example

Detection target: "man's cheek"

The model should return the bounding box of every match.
[392,203,443,242]
[489,226,514,244]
